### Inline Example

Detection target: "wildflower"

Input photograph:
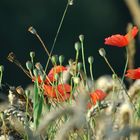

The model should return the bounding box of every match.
[43,84,71,101]
[125,68,140,79]
[90,89,107,105]
[32,65,67,84]
[47,65,67,81]
[104,26,138,47]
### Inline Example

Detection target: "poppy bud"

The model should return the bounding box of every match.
[30,51,35,58]
[51,55,58,65]
[98,48,106,57]
[59,55,65,65]
[88,56,94,64]
[28,26,37,35]
[74,42,81,51]
[26,61,33,70]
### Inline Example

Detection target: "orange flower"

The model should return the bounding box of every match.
[104,26,138,47]
[125,68,140,79]
[43,83,71,101]
[90,89,107,105]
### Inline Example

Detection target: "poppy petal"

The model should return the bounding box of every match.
[90,89,107,105]
[125,68,140,79]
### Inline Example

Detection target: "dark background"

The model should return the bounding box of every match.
[0,0,139,87]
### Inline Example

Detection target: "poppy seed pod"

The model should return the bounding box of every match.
[28,26,37,35]
[99,48,106,57]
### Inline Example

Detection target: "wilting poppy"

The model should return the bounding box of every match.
[90,89,107,105]
[125,68,140,79]
[104,26,138,47]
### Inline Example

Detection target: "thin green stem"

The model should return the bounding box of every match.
[45,2,70,72]
[121,47,129,84]
[103,56,116,74]
[103,55,137,111]
[89,63,94,82]
[81,42,87,77]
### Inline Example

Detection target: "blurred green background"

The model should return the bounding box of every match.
[0,0,139,87]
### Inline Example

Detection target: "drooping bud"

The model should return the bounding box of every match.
[26,61,33,70]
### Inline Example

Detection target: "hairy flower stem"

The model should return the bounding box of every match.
[45,2,70,72]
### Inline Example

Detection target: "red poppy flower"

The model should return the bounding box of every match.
[43,83,71,101]
[90,89,107,105]
[104,26,138,47]
[32,65,67,84]
[125,68,140,79]
[48,65,67,78]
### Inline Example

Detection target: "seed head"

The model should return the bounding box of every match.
[28,26,37,34]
